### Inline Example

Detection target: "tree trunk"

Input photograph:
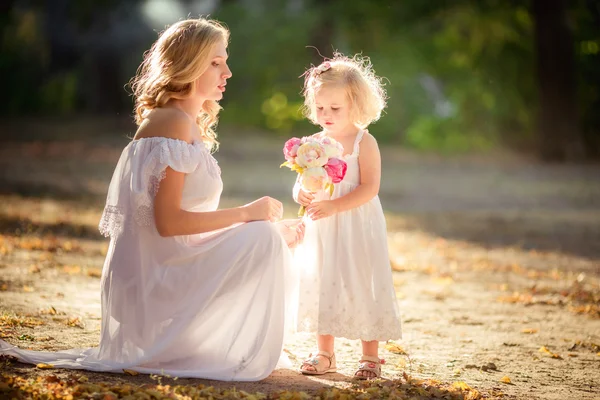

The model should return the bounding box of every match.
[532,0,583,162]
[309,0,335,65]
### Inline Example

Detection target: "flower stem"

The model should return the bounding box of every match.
[298,205,306,217]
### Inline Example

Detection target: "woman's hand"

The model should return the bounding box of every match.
[275,219,306,248]
[297,189,314,207]
[242,196,283,222]
[306,200,338,221]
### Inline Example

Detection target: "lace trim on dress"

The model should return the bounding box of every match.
[133,167,168,229]
[132,139,208,229]
[297,311,402,342]
[99,205,125,238]
[98,138,208,238]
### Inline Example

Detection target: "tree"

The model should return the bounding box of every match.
[532,0,583,161]
[307,0,336,64]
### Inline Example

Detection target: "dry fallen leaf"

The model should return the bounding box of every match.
[283,348,298,360]
[62,265,81,275]
[395,358,407,369]
[123,369,139,376]
[385,342,408,355]
[36,363,54,369]
[500,376,511,384]
[539,346,562,359]
[522,328,538,334]
[86,268,102,278]
[40,306,57,315]
[66,317,85,329]
[452,381,471,390]
[29,265,41,274]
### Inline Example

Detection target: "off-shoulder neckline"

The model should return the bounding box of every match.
[129,136,202,147]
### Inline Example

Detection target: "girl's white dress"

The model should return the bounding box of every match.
[0,137,296,381]
[293,130,402,341]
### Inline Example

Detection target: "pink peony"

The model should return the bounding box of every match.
[283,137,302,161]
[324,157,347,183]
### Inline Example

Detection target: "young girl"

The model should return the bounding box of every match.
[293,54,402,380]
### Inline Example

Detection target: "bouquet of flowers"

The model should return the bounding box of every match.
[281,136,348,217]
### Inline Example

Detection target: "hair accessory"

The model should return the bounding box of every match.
[314,61,332,76]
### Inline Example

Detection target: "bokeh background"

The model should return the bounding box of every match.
[2,0,600,159]
[0,0,599,256]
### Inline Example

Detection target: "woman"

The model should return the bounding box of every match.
[0,17,303,381]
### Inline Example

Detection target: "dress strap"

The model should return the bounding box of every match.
[353,130,365,155]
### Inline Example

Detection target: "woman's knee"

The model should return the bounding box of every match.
[246,220,279,240]
[240,221,284,251]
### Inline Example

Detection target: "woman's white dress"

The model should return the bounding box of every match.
[0,137,296,381]
[293,130,402,341]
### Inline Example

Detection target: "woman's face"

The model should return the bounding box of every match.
[194,40,232,101]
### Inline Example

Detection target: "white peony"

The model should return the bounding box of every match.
[301,167,329,192]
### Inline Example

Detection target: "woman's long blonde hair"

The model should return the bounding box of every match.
[130,18,229,150]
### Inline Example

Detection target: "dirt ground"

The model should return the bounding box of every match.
[0,118,599,399]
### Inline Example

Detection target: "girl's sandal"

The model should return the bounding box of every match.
[300,350,337,375]
[353,355,384,380]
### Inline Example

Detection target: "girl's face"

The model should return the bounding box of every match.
[194,40,232,101]
[314,85,355,133]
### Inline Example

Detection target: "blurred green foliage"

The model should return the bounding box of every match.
[2,8,51,113]
[215,0,599,155]
[1,0,598,156]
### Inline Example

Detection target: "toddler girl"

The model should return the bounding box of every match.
[293,53,402,379]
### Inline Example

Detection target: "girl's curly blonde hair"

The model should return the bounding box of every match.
[129,18,229,151]
[301,53,387,129]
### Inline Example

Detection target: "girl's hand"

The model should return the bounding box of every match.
[297,189,315,206]
[306,200,338,221]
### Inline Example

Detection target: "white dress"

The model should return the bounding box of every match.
[0,137,296,381]
[293,130,402,341]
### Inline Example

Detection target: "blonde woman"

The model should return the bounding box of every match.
[293,54,402,379]
[0,17,303,381]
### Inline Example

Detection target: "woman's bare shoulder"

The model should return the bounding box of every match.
[133,108,194,143]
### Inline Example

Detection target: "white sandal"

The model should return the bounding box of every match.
[353,355,384,380]
[300,350,337,375]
